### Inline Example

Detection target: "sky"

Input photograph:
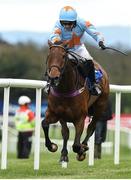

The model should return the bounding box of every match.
[0,0,131,32]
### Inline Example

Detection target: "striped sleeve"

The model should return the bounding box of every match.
[83,20,104,43]
[49,23,62,43]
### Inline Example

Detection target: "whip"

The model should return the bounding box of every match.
[104,46,128,56]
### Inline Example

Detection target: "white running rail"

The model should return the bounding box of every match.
[0,78,47,170]
[0,78,131,169]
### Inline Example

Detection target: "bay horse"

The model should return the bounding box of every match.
[42,41,109,165]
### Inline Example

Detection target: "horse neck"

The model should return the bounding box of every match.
[57,63,77,92]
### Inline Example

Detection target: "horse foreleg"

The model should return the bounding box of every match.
[59,120,69,166]
[41,119,58,152]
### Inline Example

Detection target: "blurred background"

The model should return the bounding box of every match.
[0,0,131,113]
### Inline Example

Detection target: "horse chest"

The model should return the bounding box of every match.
[50,102,81,120]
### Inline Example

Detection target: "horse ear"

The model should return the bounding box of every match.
[48,40,68,48]
[54,41,63,45]
[48,40,53,47]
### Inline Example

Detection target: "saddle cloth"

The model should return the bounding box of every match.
[86,69,103,90]
[95,69,103,83]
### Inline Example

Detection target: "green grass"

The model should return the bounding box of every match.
[0,146,131,179]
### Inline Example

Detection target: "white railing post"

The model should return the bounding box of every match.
[114,92,121,164]
[88,132,95,166]
[34,88,42,170]
[1,87,10,169]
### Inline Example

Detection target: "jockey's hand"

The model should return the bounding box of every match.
[99,41,106,50]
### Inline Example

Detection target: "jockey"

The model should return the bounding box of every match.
[48,6,106,96]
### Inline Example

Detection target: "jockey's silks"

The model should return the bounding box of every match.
[49,18,104,50]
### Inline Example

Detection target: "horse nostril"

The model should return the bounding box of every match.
[55,76,59,80]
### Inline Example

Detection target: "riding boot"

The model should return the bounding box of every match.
[78,59,101,96]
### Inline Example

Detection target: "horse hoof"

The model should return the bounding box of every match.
[60,156,69,162]
[51,143,58,152]
[47,143,58,152]
[76,153,86,161]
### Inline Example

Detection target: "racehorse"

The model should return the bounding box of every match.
[42,41,109,165]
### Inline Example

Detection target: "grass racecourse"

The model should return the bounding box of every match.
[0,146,131,179]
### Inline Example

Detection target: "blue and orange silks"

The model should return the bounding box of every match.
[49,17,104,50]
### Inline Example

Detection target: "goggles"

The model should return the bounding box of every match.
[60,21,76,26]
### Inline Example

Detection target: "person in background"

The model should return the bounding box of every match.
[47,5,106,96]
[14,96,35,159]
[94,99,112,159]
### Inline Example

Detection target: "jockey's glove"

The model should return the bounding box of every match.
[99,41,106,50]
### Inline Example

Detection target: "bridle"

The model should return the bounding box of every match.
[45,45,68,86]
[45,44,85,91]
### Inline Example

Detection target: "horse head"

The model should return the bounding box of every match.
[46,40,68,87]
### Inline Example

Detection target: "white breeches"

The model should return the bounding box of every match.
[69,44,93,60]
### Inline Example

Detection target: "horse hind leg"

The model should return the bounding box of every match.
[82,116,97,146]
[82,96,109,145]
[59,120,69,167]
[41,119,58,152]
